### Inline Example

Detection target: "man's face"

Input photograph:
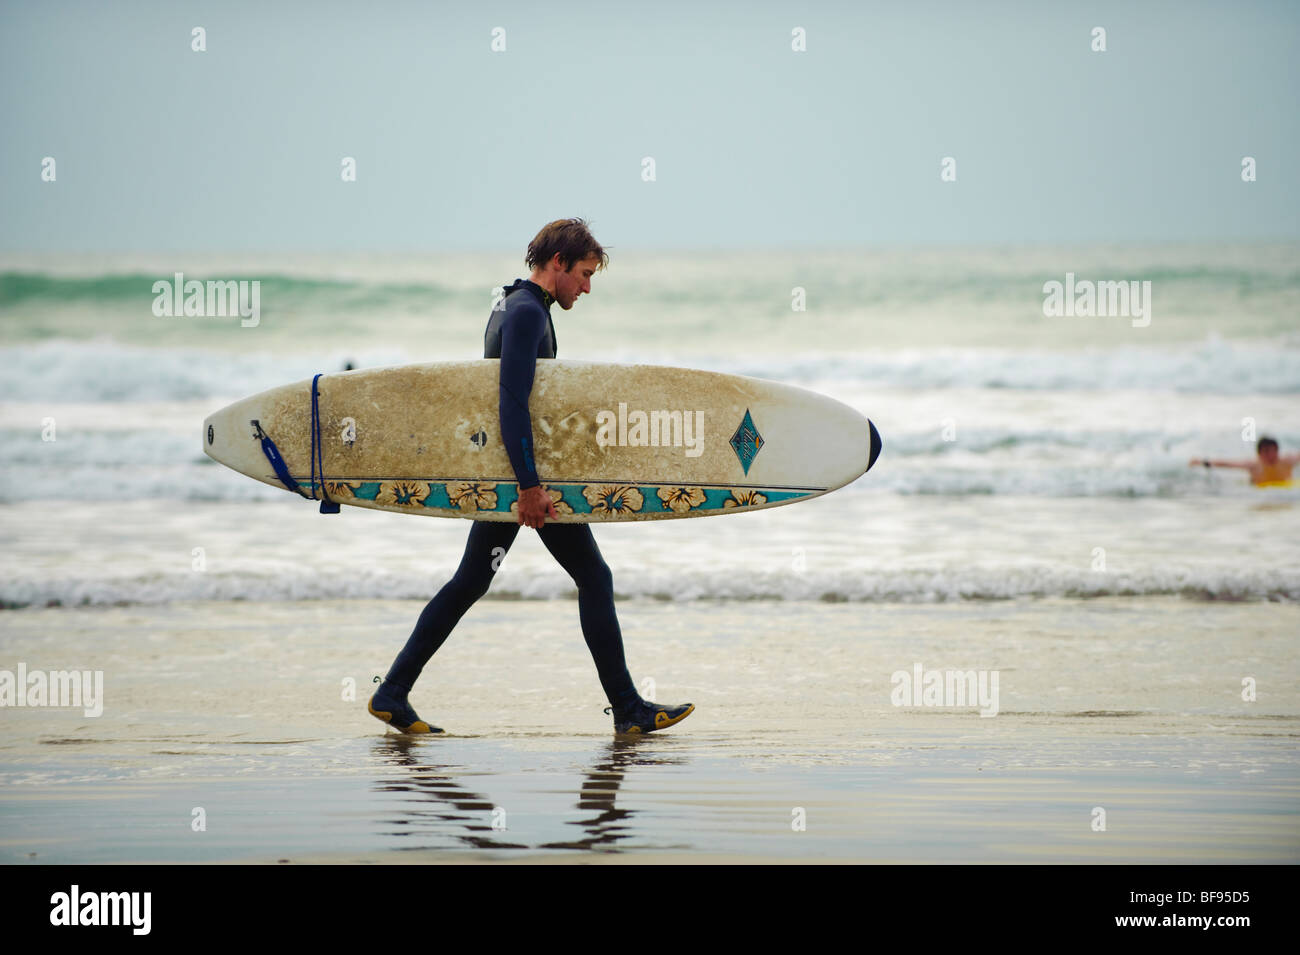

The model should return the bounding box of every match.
[552,255,601,310]
[1260,445,1279,465]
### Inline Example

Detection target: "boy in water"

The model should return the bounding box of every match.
[1190,436,1297,486]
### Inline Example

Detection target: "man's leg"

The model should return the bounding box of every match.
[535,523,639,710]
[370,520,519,732]
[386,520,520,689]
[536,523,693,733]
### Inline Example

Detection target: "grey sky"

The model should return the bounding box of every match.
[2,0,1297,251]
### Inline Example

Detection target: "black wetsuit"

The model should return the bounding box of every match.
[383,279,639,710]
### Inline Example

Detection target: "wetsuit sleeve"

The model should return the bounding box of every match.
[498,305,546,490]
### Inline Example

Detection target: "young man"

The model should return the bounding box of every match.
[368,219,695,735]
[1190,436,1297,486]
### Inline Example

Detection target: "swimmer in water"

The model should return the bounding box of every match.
[1190,436,1297,486]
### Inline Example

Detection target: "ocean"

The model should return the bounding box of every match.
[2,244,1297,608]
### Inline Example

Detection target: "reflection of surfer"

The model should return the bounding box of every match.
[371,737,684,852]
[1190,436,1297,487]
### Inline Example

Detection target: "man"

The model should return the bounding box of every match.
[368,219,695,735]
[1190,436,1297,486]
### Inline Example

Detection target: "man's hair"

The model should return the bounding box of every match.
[1257,436,1279,453]
[526,218,609,273]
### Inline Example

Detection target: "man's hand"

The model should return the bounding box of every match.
[517,485,558,529]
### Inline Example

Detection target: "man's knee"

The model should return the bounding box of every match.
[450,525,514,602]
[540,525,614,594]
[446,565,495,604]
[574,558,613,595]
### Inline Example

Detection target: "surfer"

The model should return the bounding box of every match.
[369,219,694,736]
[1189,436,1297,487]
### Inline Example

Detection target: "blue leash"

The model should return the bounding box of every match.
[310,373,340,513]
[253,372,339,514]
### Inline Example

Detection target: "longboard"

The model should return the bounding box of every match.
[202,360,882,522]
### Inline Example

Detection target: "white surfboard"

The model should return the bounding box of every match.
[202,360,882,522]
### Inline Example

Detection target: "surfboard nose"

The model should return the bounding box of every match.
[866,420,882,472]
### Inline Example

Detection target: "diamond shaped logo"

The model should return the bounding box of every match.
[729,408,764,475]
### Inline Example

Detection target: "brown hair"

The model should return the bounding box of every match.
[526,218,609,273]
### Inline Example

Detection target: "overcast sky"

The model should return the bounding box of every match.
[2,0,1297,251]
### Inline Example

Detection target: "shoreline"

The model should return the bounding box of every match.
[2,596,1297,863]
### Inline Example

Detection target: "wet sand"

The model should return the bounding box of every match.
[1,597,1297,863]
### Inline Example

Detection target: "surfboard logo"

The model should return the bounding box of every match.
[729,409,764,475]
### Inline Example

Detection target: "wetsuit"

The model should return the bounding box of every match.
[383,279,639,710]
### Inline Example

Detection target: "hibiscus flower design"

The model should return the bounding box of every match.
[656,485,706,513]
[723,490,768,508]
[376,480,431,507]
[581,484,644,515]
[509,486,574,516]
[447,481,499,512]
[323,479,361,500]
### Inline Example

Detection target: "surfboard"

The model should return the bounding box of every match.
[202,360,882,522]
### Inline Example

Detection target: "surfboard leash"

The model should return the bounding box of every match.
[251,419,304,499]
[249,373,339,514]
[310,373,340,514]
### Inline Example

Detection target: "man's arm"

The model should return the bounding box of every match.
[1188,458,1253,469]
[498,306,559,528]
[499,305,546,490]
